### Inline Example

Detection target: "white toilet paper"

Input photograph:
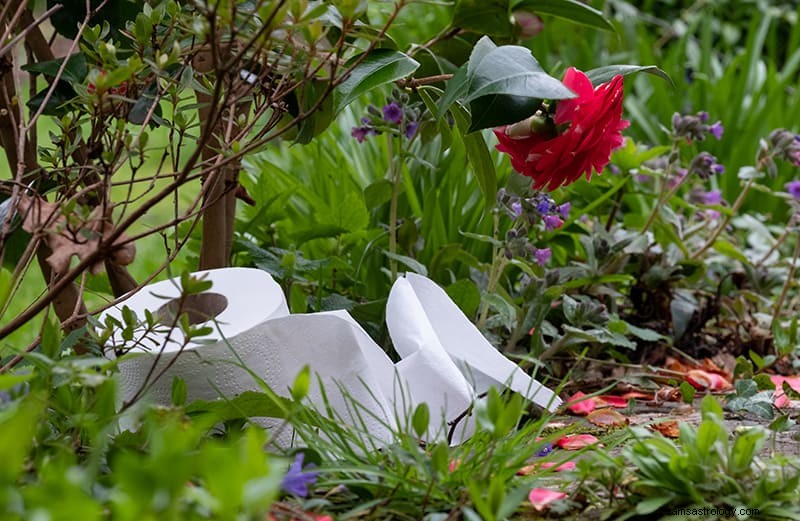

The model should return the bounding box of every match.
[102,268,561,446]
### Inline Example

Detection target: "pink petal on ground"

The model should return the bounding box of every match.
[528,488,568,511]
[686,369,732,391]
[596,395,630,408]
[566,391,596,415]
[540,461,577,472]
[554,434,601,450]
[770,375,800,408]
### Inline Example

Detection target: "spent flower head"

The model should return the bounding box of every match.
[687,152,724,179]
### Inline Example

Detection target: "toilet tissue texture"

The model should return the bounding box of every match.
[102,268,561,444]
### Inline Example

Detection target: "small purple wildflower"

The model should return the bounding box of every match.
[702,189,723,205]
[536,200,552,214]
[535,443,553,457]
[404,121,419,139]
[708,121,724,140]
[785,180,800,199]
[533,247,552,266]
[351,127,369,143]
[382,102,403,124]
[697,111,709,122]
[543,214,563,231]
[281,453,319,497]
[556,202,571,219]
[510,201,523,218]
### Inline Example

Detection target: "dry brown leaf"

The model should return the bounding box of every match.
[650,420,680,438]
[17,195,135,275]
[586,408,629,428]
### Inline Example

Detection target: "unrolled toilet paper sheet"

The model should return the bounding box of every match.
[102,268,561,445]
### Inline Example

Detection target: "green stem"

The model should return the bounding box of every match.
[641,140,682,234]
[477,213,506,330]
[690,178,754,260]
[388,134,400,281]
[771,224,800,329]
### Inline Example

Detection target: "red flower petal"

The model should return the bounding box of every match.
[595,395,630,408]
[528,488,568,511]
[566,391,596,415]
[494,68,628,192]
[554,434,601,450]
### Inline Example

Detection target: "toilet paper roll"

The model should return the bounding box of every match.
[106,268,290,405]
[102,268,561,446]
[397,273,563,411]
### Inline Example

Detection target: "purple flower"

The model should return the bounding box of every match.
[702,189,723,205]
[697,111,709,122]
[785,180,800,199]
[351,126,369,143]
[510,201,523,217]
[404,121,419,139]
[382,102,403,124]
[535,443,553,457]
[556,202,571,219]
[533,247,552,266]
[543,215,563,231]
[708,121,724,140]
[281,453,318,497]
[536,199,552,214]
[688,152,724,179]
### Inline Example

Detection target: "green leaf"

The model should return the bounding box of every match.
[585,65,673,87]
[185,391,291,422]
[411,402,430,437]
[291,365,311,401]
[446,279,481,317]
[334,49,420,113]
[384,251,428,276]
[679,381,696,404]
[171,377,188,406]
[450,102,497,207]
[513,0,614,32]
[294,80,335,144]
[453,0,512,36]
[21,53,88,84]
[0,392,45,485]
[462,37,574,131]
[712,239,750,264]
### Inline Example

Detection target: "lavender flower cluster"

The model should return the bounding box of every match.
[351,91,421,143]
[497,189,571,265]
[672,111,724,142]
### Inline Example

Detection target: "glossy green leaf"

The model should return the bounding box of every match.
[334,49,420,113]
[585,65,673,87]
[513,0,614,32]
[462,37,574,131]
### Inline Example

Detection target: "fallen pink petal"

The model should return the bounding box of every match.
[528,488,568,511]
[554,434,602,450]
[566,391,597,415]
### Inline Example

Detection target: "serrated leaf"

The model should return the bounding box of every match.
[513,0,614,32]
[334,49,420,113]
[585,65,673,87]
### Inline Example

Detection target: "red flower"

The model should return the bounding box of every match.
[493,67,629,191]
